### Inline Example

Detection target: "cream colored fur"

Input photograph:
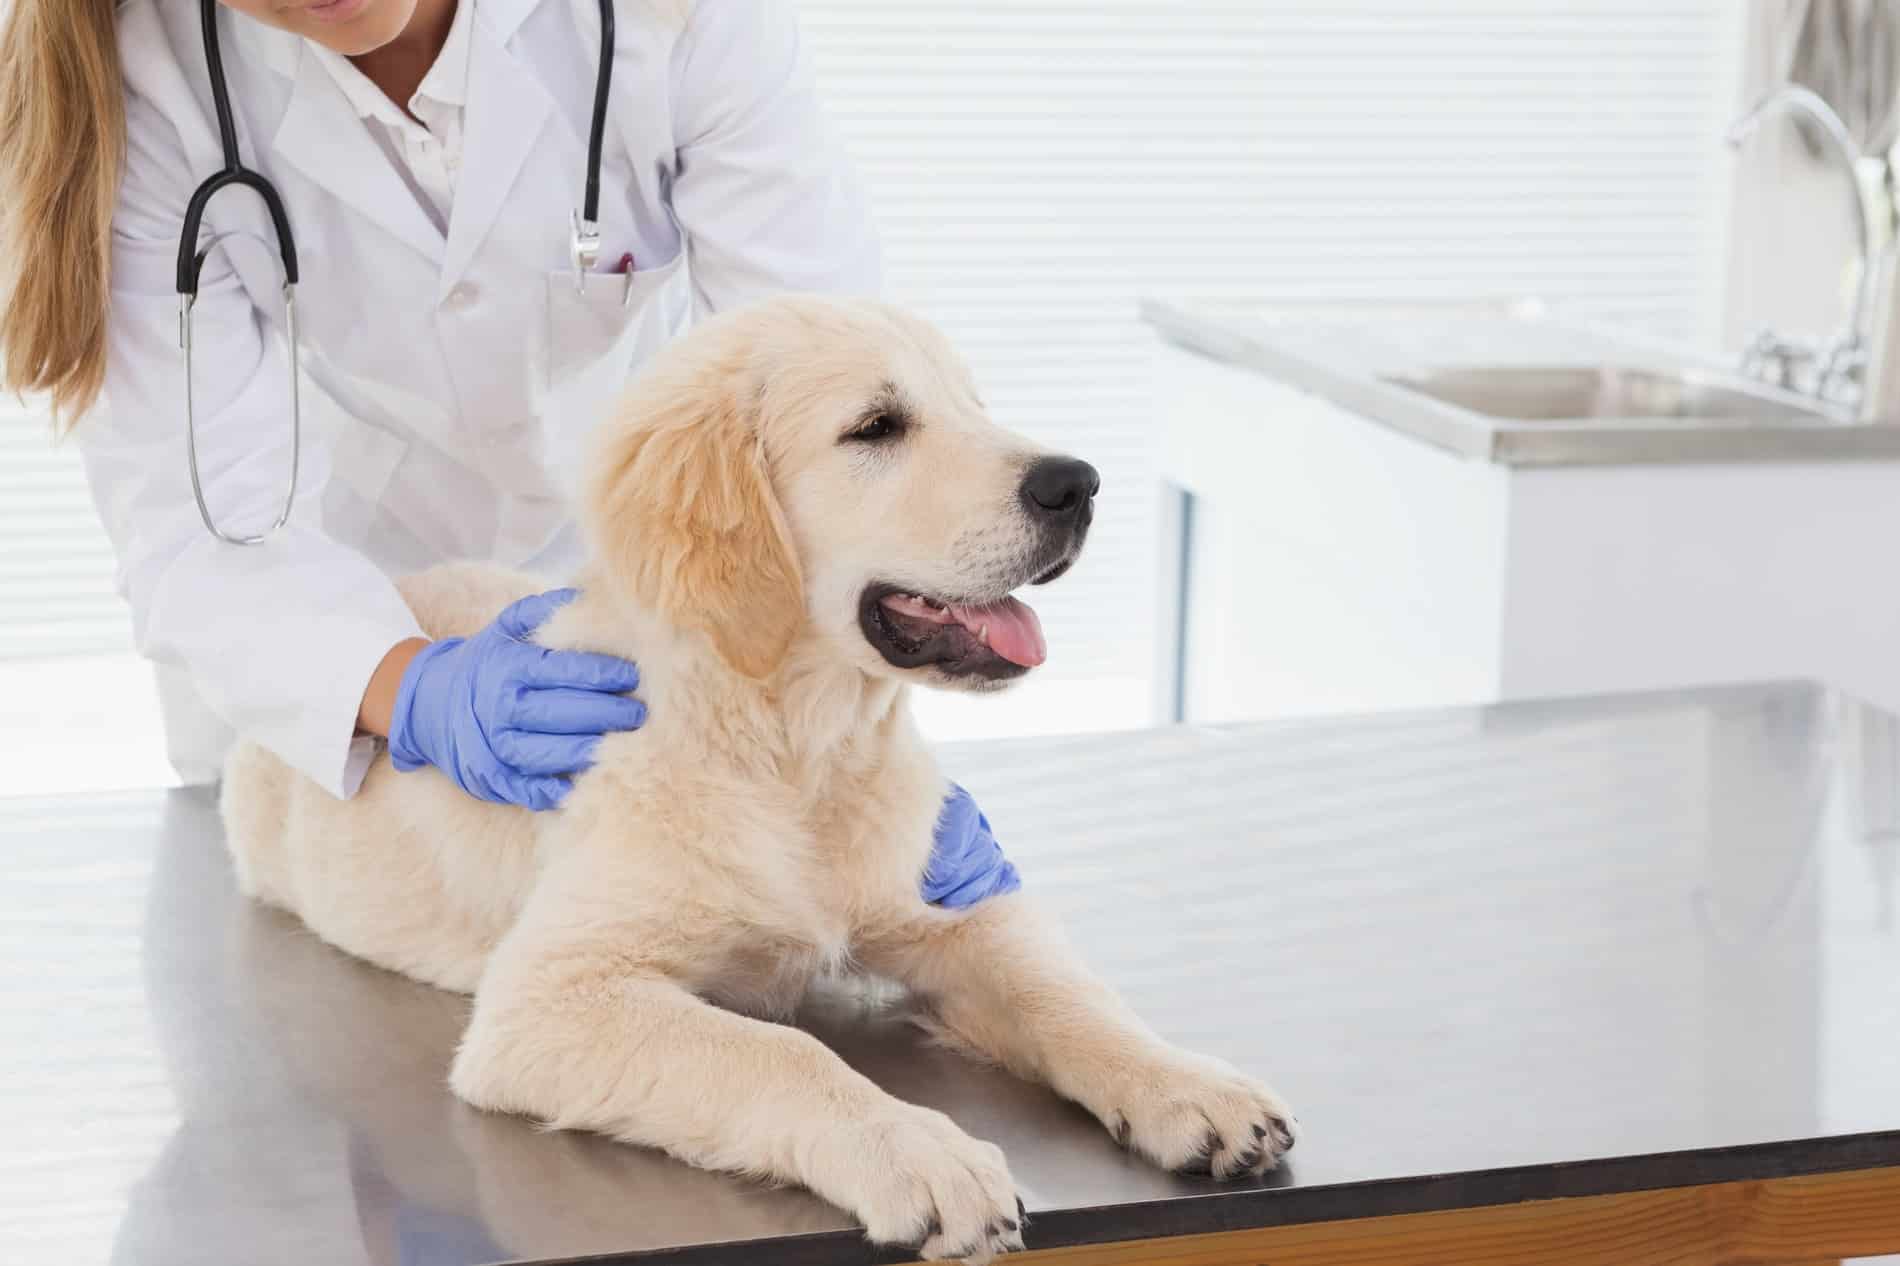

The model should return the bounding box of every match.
[220,296,1295,1264]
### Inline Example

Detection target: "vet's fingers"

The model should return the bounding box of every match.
[471,767,572,812]
[934,785,982,840]
[495,588,580,640]
[492,730,602,777]
[518,647,642,693]
[508,687,648,735]
[513,775,572,812]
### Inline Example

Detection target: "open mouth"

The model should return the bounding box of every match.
[859,583,1051,680]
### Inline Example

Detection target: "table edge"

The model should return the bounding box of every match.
[502,1130,1900,1266]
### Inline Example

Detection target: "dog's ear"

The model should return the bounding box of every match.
[585,371,804,679]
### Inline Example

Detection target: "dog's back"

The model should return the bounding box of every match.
[220,562,551,992]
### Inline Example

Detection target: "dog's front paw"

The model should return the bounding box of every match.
[817,1104,1024,1263]
[1104,1048,1298,1180]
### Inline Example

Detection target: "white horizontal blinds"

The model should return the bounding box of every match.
[0,408,129,660]
[798,0,1734,684]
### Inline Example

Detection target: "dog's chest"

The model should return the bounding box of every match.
[700,935,836,1018]
[693,862,855,1018]
[695,773,934,1017]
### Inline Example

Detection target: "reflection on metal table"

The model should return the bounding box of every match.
[5,681,1900,1265]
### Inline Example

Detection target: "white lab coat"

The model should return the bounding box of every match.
[84,0,880,798]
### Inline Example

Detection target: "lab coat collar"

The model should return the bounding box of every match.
[268,48,448,266]
[234,2,555,290]
[226,10,301,80]
[436,9,555,296]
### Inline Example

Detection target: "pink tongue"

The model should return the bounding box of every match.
[949,597,1046,668]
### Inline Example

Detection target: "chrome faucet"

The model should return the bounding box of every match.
[1726,85,1882,415]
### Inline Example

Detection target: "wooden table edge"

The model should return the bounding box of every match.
[992,1164,1900,1266]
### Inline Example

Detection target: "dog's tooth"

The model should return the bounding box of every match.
[978,623,990,646]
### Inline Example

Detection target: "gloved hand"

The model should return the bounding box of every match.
[921,783,1021,909]
[388,589,645,811]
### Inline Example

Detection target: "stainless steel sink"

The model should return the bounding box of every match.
[1382,366,1826,426]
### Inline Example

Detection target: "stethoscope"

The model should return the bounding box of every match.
[178,0,617,545]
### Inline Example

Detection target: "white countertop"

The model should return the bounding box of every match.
[1143,298,1900,466]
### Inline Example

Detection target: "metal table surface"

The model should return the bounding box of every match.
[5,682,1900,1265]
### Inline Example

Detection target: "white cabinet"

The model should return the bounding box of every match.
[1155,340,1900,724]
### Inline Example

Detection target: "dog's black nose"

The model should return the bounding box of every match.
[1021,457,1101,518]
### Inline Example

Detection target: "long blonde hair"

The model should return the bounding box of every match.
[0,0,124,431]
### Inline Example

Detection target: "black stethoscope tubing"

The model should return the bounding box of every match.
[174,0,616,545]
[177,0,616,297]
[177,0,300,296]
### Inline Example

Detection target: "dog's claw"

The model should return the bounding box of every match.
[1170,1123,1230,1176]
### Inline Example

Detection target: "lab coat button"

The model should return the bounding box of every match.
[444,282,479,311]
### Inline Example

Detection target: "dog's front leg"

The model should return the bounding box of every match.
[861,896,1298,1179]
[449,873,1026,1262]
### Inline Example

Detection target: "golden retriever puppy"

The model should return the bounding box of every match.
[221,296,1296,1263]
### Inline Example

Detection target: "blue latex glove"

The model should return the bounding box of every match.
[922,783,1021,909]
[388,589,645,811]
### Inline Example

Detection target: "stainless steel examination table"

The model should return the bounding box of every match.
[6,682,1900,1266]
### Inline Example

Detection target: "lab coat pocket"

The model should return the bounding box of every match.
[542,249,685,390]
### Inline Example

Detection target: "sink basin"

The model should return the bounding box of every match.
[1382,366,1825,426]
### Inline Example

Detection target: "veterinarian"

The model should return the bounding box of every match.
[0,0,1016,906]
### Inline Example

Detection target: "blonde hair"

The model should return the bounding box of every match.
[0,0,124,432]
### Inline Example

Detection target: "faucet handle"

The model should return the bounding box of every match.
[1816,334,1867,405]
[1739,327,1813,388]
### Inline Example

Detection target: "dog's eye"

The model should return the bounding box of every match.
[843,411,906,444]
